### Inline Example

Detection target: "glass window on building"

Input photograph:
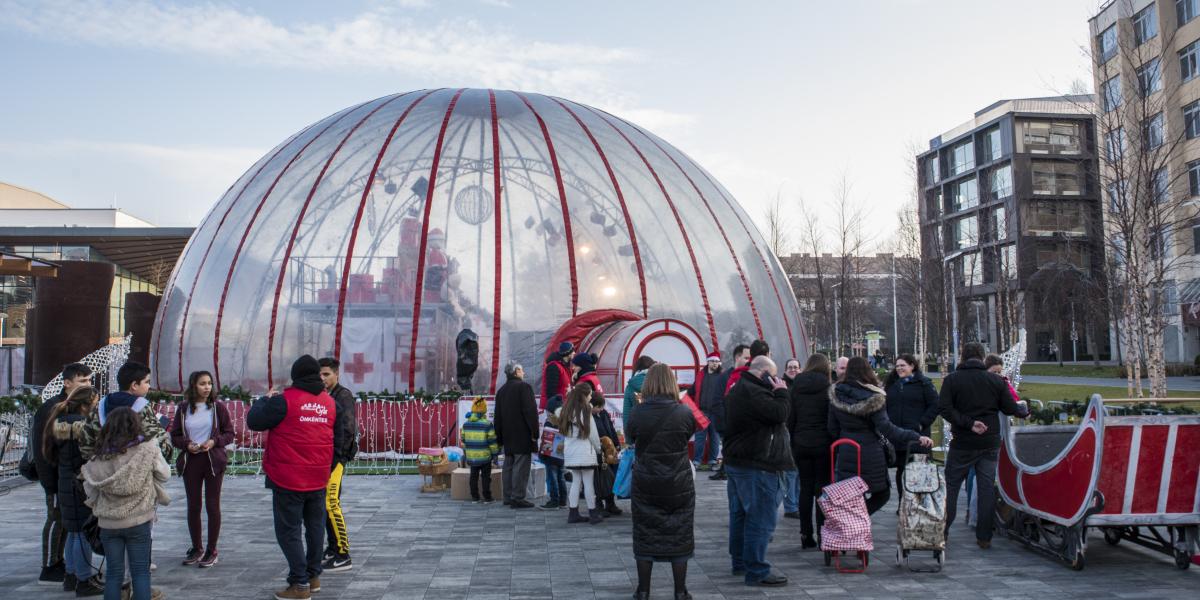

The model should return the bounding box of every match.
[1024,201,1087,237]
[1098,24,1117,63]
[983,126,1002,162]
[1189,159,1200,196]
[1108,180,1129,212]
[1154,167,1169,203]
[1036,242,1090,270]
[1138,58,1162,96]
[925,189,942,217]
[1192,224,1200,253]
[1001,244,1018,280]
[1186,100,1200,139]
[1105,127,1126,161]
[1135,4,1158,45]
[1182,39,1200,83]
[990,164,1013,199]
[1163,279,1180,315]
[955,215,978,249]
[994,206,1007,241]
[1143,113,1165,150]
[948,140,975,176]
[1102,75,1123,112]
[1180,0,1199,27]
[924,156,939,184]
[1020,121,1082,154]
[959,253,984,287]
[1031,161,1084,196]
[952,177,979,211]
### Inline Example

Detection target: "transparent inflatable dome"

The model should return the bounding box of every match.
[151,88,807,393]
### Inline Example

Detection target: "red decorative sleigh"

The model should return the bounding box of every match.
[995,394,1200,570]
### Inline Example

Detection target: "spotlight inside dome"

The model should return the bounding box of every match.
[590,212,606,225]
[384,181,398,195]
[618,244,634,257]
[410,177,429,198]
[524,216,536,229]
[602,286,617,298]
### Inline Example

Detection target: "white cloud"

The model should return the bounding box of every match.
[0,139,264,225]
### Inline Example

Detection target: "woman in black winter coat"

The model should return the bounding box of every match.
[787,354,834,548]
[43,385,102,594]
[827,357,932,515]
[883,353,940,494]
[627,364,696,600]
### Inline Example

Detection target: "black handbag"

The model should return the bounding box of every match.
[82,515,105,556]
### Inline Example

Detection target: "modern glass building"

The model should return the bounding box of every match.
[916,96,1110,361]
[153,88,807,394]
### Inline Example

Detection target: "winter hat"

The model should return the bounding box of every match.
[471,397,488,414]
[571,352,597,371]
[706,351,721,362]
[290,355,324,394]
[557,341,574,355]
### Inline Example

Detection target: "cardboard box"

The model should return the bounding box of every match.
[450,467,502,501]
[421,472,451,493]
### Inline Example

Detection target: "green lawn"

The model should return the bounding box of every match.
[1018,364,1123,377]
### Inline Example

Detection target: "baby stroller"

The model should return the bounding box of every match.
[896,442,947,572]
[820,439,873,573]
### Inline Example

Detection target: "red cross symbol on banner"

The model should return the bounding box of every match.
[343,352,375,383]
[391,355,423,378]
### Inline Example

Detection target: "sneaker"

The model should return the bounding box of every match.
[323,548,335,562]
[511,499,534,509]
[708,471,727,481]
[150,588,165,600]
[38,562,65,585]
[801,535,818,549]
[309,577,321,593]
[482,498,495,504]
[62,573,78,592]
[539,499,558,510]
[274,584,312,600]
[149,562,157,573]
[783,511,801,520]
[183,547,203,566]
[746,573,788,587]
[74,576,104,597]
[199,549,219,568]
[471,497,481,503]
[322,554,353,573]
[977,539,992,549]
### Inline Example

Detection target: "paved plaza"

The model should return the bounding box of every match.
[0,473,1195,599]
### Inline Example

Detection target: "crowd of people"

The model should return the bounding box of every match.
[24,334,1027,600]
[28,356,357,600]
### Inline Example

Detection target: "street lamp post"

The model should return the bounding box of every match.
[891,254,899,357]
[832,282,843,356]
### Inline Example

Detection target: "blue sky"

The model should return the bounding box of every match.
[0,0,1101,246]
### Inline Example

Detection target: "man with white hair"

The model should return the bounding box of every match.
[494,362,538,509]
[834,356,849,381]
[722,355,795,587]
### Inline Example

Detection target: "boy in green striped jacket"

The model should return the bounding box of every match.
[462,397,499,503]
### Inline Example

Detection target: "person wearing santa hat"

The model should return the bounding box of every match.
[692,351,725,470]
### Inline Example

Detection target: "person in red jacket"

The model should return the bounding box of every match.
[247,355,336,600]
[541,342,574,410]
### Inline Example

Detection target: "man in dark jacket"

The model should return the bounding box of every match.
[318,358,357,572]
[692,351,723,469]
[723,356,794,587]
[248,355,336,600]
[31,362,92,586]
[939,342,1029,549]
[708,344,750,481]
[494,362,538,508]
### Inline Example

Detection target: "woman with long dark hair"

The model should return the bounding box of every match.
[883,353,939,496]
[827,356,932,514]
[43,385,103,596]
[628,363,696,600]
[560,383,602,524]
[83,407,171,600]
[169,370,236,567]
[787,353,834,548]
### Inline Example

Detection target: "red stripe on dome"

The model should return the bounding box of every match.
[513,91,578,317]
[170,118,328,392]
[626,122,763,343]
[550,98,648,318]
[266,93,409,386]
[333,90,439,360]
[586,107,719,351]
[488,89,503,395]
[696,168,799,358]
[212,109,354,390]
[406,88,466,390]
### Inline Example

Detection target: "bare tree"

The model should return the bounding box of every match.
[1087,3,1200,398]
[797,198,832,349]
[830,175,872,356]
[763,189,794,257]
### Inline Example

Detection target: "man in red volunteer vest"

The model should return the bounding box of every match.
[540,341,574,411]
[248,355,336,600]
